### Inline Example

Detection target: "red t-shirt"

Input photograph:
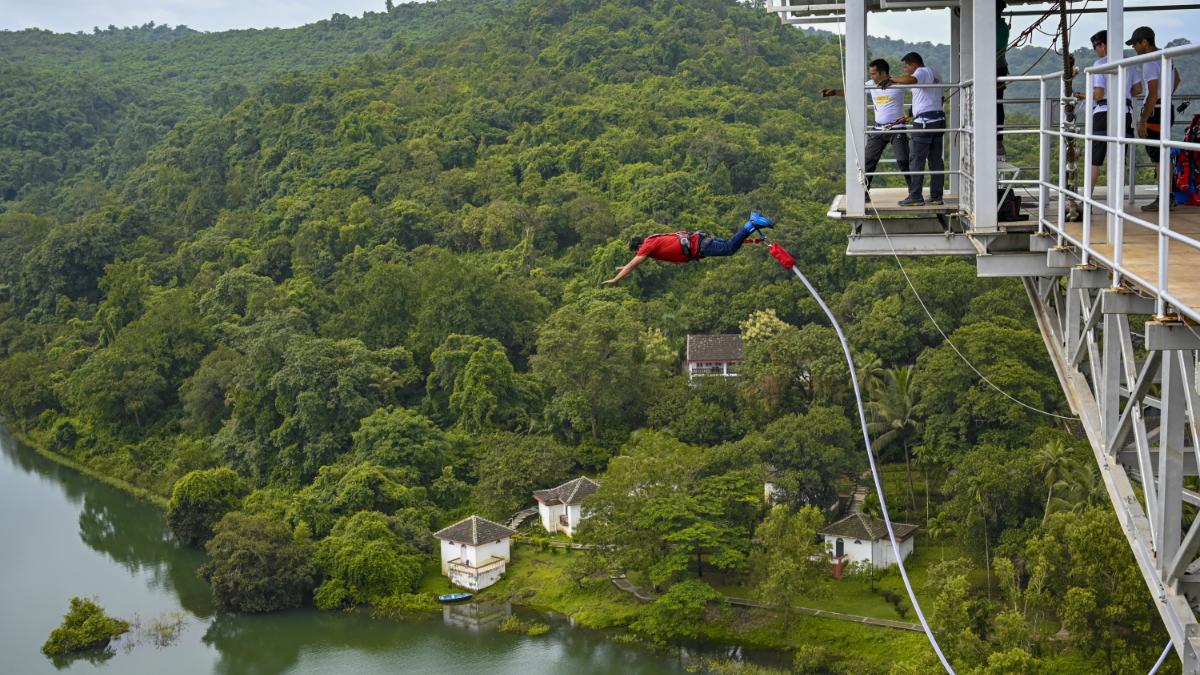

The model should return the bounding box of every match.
[637,232,700,263]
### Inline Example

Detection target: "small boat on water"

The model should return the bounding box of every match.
[437,592,473,603]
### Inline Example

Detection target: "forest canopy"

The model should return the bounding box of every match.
[0,1,1170,671]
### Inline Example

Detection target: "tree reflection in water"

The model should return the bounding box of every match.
[77,491,215,618]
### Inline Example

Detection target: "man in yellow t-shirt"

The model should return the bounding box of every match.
[821,59,911,202]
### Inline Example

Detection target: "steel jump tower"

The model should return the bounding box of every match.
[764,1,1200,670]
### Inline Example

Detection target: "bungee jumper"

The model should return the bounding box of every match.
[601,212,774,285]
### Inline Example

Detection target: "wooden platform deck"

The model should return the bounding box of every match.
[829,188,960,218]
[1059,208,1200,311]
[830,187,1200,314]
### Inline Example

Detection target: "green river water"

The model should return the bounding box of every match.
[0,426,781,675]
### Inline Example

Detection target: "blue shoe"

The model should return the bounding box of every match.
[743,211,774,233]
[748,211,774,228]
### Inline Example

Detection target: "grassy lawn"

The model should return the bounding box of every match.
[416,560,458,597]
[414,543,953,672]
[708,528,983,623]
[700,605,930,672]
[476,547,642,629]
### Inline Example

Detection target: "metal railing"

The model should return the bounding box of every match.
[1028,43,1200,319]
[858,80,970,187]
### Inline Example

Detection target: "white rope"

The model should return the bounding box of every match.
[1149,640,1172,674]
[786,262,955,674]
[833,24,1077,422]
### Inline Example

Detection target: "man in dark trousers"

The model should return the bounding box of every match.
[602,212,773,285]
[886,52,946,207]
[821,58,912,201]
[997,2,1011,159]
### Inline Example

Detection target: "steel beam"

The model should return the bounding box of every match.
[1024,277,1200,671]
[1103,289,1156,315]
[975,253,1069,277]
[846,234,977,256]
[1146,322,1200,351]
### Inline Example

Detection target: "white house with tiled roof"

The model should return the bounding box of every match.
[819,512,917,573]
[686,334,744,381]
[532,476,600,537]
[433,515,517,590]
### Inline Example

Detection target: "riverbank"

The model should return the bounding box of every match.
[12,427,168,509]
[467,546,928,673]
[4,425,927,672]
[0,428,738,675]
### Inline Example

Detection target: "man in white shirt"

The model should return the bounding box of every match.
[1077,30,1142,198]
[1127,26,1183,212]
[887,52,945,206]
[820,58,912,201]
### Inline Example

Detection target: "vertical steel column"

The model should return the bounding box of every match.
[844,1,867,217]
[960,0,974,221]
[1157,53,1174,317]
[1039,79,1050,235]
[1084,72,1096,263]
[1158,349,1185,580]
[950,9,961,197]
[1102,310,1121,445]
[1107,0,1125,241]
[972,0,998,232]
[1114,62,1128,288]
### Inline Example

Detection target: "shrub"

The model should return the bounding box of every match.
[200,512,316,612]
[167,467,247,546]
[371,592,440,619]
[42,597,130,657]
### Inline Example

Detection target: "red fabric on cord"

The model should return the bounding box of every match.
[769,242,795,269]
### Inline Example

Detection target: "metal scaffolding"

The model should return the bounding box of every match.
[764,1,1200,670]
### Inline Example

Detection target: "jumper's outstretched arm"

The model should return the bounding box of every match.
[602,254,647,285]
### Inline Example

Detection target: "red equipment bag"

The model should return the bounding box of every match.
[769,243,796,270]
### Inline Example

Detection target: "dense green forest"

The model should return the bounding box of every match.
[0,1,1175,672]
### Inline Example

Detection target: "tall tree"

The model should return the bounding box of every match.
[531,293,658,439]
[200,512,316,613]
[1031,437,1075,523]
[866,365,922,513]
[580,432,757,586]
[167,467,247,547]
[751,505,828,627]
[740,406,861,510]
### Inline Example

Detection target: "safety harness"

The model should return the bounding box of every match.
[644,231,706,261]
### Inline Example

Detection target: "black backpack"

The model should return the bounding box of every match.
[997,189,1024,222]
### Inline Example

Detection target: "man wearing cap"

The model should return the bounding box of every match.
[1127,26,1183,212]
[1076,30,1143,198]
[820,58,912,202]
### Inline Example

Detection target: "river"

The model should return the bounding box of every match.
[0,426,771,675]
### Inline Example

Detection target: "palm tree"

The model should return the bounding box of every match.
[926,513,951,560]
[856,353,887,394]
[866,366,923,515]
[965,481,994,600]
[1057,459,1105,514]
[1032,438,1076,524]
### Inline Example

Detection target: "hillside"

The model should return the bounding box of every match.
[0,1,1171,671]
[0,1,510,213]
